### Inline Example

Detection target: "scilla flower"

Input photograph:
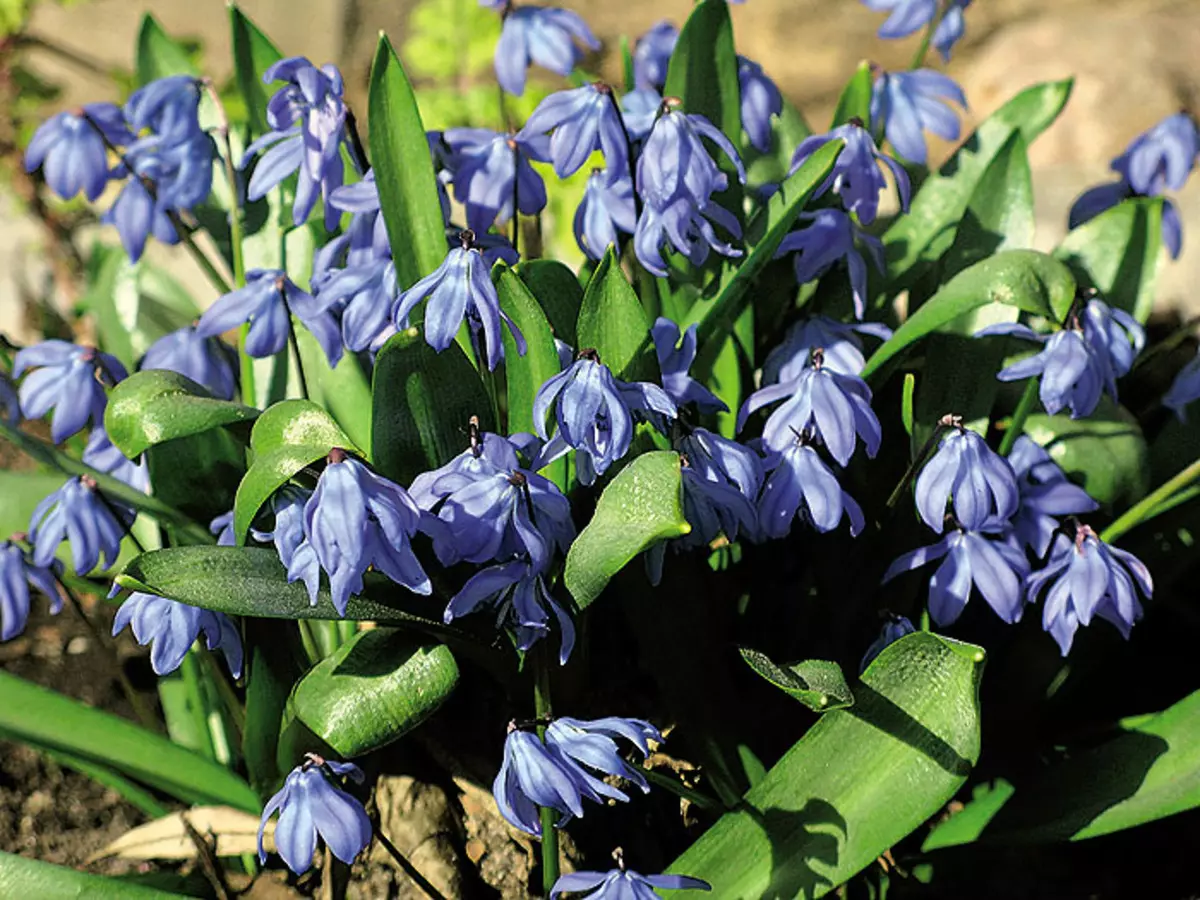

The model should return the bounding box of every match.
[259,754,371,876]
[652,318,727,414]
[82,428,149,493]
[519,84,630,178]
[861,0,973,59]
[914,423,1018,533]
[632,21,678,91]
[140,325,238,400]
[486,2,599,98]
[775,208,885,319]
[25,103,130,201]
[860,614,916,672]
[790,119,910,225]
[0,371,18,427]
[266,487,322,603]
[551,851,710,899]
[869,69,966,166]
[0,540,60,642]
[124,75,203,145]
[759,438,865,540]
[112,590,243,677]
[29,476,132,575]
[14,341,127,444]
[738,56,783,153]
[444,128,550,231]
[761,316,892,382]
[1007,436,1098,557]
[1164,347,1200,420]
[575,170,636,260]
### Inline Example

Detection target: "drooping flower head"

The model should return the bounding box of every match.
[632,21,678,91]
[28,476,133,575]
[13,341,127,444]
[1163,346,1200,421]
[761,315,892,382]
[575,170,637,260]
[486,3,600,98]
[518,83,630,178]
[869,69,967,166]
[25,103,131,201]
[738,56,783,153]
[861,0,973,60]
[775,208,885,319]
[125,75,204,146]
[914,421,1018,533]
[140,325,238,401]
[759,438,865,540]
[0,540,60,642]
[551,850,710,899]
[1007,436,1098,557]
[265,487,322,603]
[790,119,911,225]
[82,428,149,494]
[652,317,727,415]
[1111,112,1199,197]
[932,0,973,60]
[860,614,916,672]
[111,590,243,677]
[444,127,550,231]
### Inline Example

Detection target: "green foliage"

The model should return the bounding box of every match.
[497,267,561,436]
[576,247,655,382]
[829,61,872,128]
[135,13,198,86]
[739,649,855,712]
[229,4,284,136]
[0,852,187,899]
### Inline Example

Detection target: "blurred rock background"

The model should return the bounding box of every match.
[3,0,1199,340]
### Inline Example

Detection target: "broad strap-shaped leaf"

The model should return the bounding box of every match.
[229,4,284,136]
[371,328,495,487]
[517,259,583,348]
[1053,196,1163,323]
[291,323,374,455]
[667,633,985,897]
[105,370,258,458]
[291,628,459,758]
[739,648,854,712]
[576,247,655,382]
[242,619,305,797]
[135,13,197,85]
[862,250,1076,380]
[663,0,741,142]
[0,852,186,899]
[232,399,358,543]
[829,60,872,129]
[368,34,447,292]
[497,267,561,436]
[564,451,690,610]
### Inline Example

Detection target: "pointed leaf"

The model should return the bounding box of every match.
[135,13,197,86]
[0,852,185,899]
[497,267,561,435]
[663,0,741,142]
[517,259,583,348]
[829,61,872,129]
[229,4,283,136]
[739,648,854,712]
[576,246,655,381]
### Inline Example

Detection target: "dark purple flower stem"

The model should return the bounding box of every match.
[285,310,311,401]
[603,84,643,220]
[885,413,958,509]
[373,824,450,900]
[343,107,370,176]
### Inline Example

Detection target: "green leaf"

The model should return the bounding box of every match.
[497,267,561,435]
[862,250,1076,381]
[135,13,197,86]
[745,98,813,189]
[291,323,375,455]
[563,451,690,610]
[663,0,741,142]
[517,259,583,347]
[0,470,69,543]
[667,633,985,897]
[883,80,1073,291]
[0,851,187,898]
[1053,197,1163,323]
[243,620,304,796]
[291,628,459,758]
[104,370,257,458]
[922,778,1015,850]
[0,669,258,812]
[1023,401,1149,508]
[368,34,447,291]
[739,648,854,712]
[829,61,872,128]
[371,329,495,487]
[576,246,655,381]
[229,4,283,135]
[233,399,357,543]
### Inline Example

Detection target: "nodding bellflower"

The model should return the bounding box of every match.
[883,524,1031,627]
[574,170,636,260]
[112,590,243,677]
[82,428,149,493]
[125,75,203,145]
[1007,436,1098,557]
[1164,347,1200,420]
[759,440,865,540]
[244,57,348,229]
[552,864,710,899]
[861,0,972,58]
[518,83,630,178]
[545,716,661,804]
[267,487,323,604]
[869,69,967,166]
[761,316,892,382]
[775,208,885,319]
[932,0,973,61]
[209,510,236,547]
[444,128,550,231]
[632,21,678,91]
[304,451,431,616]
[28,476,132,575]
[14,341,127,444]
[140,325,238,400]
[790,119,911,225]
[652,317,727,414]
[391,233,526,371]
[1028,526,1151,654]
[620,88,662,143]
[24,103,131,201]
[738,56,783,153]
[914,424,1019,533]
[533,351,677,485]
[860,614,916,672]
[195,268,343,367]
[0,541,60,642]
[259,755,371,876]
[487,3,600,98]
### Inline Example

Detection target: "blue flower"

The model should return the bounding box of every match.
[0,541,60,642]
[633,21,678,91]
[209,510,236,547]
[14,341,127,444]
[759,440,864,540]
[1164,347,1200,420]
[552,860,709,899]
[932,1,972,61]
[1081,296,1144,387]
[445,559,576,663]
[533,352,677,485]
[444,128,550,231]
[1070,183,1183,259]
[519,84,630,178]
[265,487,322,602]
[28,476,131,575]
[409,429,525,506]
[140,326,238,400]
[493,726,585,836]
[545,716,661,804]
[883,525,1030,626]
[737,349,881,466]
[1007,436,1098,557]
[24,104,130,201]
[860,614,915,672]
[575,170,636,260]
[860,0,938,40]
[738,56,782,153]
[775,209,885,319]
[1028,527,1151,655]
[761,315,892,382]
[244,58,348,229]
[82,428,149,493]
[869,69,966,166]
[195,268,343,367]
[1111,112,1199,196]
[392,236,526,371]
[914,425,1018,533]
[652,318,727,414]
[112,590,243,677]
[0,371,18,426]
[790,120,910,225]
[125,75,203,146]
[490,5,599,97]
[259,755,371,876]
[620,88,662,142]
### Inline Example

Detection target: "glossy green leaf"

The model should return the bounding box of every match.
[291,628,459,758]
[0,852,186,899]
[829,61,872,128]
[0,669,258,812]
[862,250,1076,380]
[291,323,374,455]
[147,427,248,535]
[368,34,447,291]
[371,329,495,487]
[739,648,854,712]
[922,778,1015,850]
[663,0,741,142]
[229,4,283,135]
[883,79,1073,291]
[518,259,583,347]
[667,633,985,897]
[576,246,655,381]
[135,13,197,86]
[564,451,690,610]
[1053,196,1163,323]
[104,370,257,458]
[233,399,358,543]
[497,267,561,435]
[243,620,304,796]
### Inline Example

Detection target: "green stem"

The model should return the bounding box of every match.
[296,620,321,666]
[180,650,218,760]
[533,654,560,894]
[908,1,941,70]
[170,215,233,295]
[998,377,1040,456]
[1101,456,1200,543]
[374,828,450,900]
[641,768,721,811]
[201,79,246,289]
[199,647,245,740]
